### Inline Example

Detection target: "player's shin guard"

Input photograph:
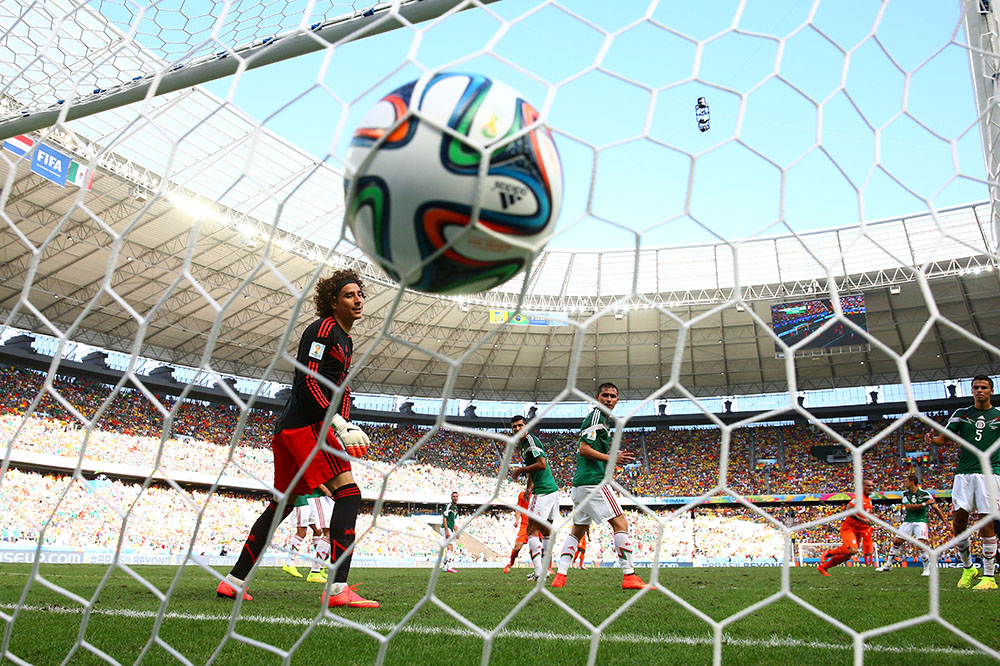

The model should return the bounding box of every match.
[312,536,331,572]
[957,539,974,568]
[329,484,362,584]
[983,536,997,577]
[556,534,579,576]
[527,535,544,577]
[232,501,293,580]
[613,531,635,575]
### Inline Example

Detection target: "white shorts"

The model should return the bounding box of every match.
[571,485,623,526]
[897,522,929,541]
[528,491,560,526]
[309,494,333,528]
[951,473,1000,515]
[294,504,313,528]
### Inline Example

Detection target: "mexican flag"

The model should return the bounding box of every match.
[67,160,93,190]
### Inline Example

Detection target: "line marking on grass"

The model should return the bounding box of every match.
[0,603,985,657]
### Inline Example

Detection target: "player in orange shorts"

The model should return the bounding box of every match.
[504,491,531,573]
[818,478,874,576]
[573,530,588,569]
[861,529,874,566]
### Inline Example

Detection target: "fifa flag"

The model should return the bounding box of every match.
[2,134,34,157]
[489,310,508,324]
[67,161,94,190]
[30,142,71,187]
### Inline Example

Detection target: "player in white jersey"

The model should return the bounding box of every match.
[284,493,326,580]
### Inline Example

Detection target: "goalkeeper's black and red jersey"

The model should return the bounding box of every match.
[274,316,352,433]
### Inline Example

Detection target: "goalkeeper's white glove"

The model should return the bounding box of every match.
[332,413,370,457]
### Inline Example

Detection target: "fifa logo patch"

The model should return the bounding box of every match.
[308,342,326,360]
[481,112,499,139]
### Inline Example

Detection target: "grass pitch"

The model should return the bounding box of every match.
[1,563,998,665]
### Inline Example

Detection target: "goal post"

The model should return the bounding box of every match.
[0,0,501,142]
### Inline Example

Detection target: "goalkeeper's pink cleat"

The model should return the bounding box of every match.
[216,579,252,601]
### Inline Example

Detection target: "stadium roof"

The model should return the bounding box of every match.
[1,0,999,402]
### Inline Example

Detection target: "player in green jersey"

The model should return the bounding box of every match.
[551,382,648,590]
[511,415,561,581]
[925,375,1000,590]
[876,474,947,576]
[442,491,459,573]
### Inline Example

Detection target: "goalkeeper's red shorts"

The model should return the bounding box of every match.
[272,424,351,495]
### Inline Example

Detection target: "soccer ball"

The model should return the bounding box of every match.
[344,72,563,295]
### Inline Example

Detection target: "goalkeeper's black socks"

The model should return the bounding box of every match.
[329,483,362,583]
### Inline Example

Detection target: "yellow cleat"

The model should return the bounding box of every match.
[973,576,997,590]
[306,570,328,583]
[282,565,303,578]
[957,567,979,588]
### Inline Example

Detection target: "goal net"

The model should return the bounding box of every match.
[2,0,1000,664]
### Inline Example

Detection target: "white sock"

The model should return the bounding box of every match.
[528,535,544,577]
[542,535,551,566]
[983,536,997,577]
[312,536,330,572]
[225,573,245,587]
[557,534,580,576]
[957,539,974,568]
[614,531,635,575]
[887,545,900,562]
[287,535,303,567]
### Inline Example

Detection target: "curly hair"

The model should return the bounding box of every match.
[313,269,364,318]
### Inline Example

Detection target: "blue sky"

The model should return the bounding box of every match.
[166,0,987,250]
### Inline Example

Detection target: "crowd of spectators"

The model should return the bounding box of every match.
[1,468,793,562]
[0,365,969,563]
[0,468,453,561]
[0,366,961,497]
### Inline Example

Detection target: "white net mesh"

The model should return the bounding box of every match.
[2,0,1000,663]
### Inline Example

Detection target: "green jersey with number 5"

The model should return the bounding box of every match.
[946,406,1000,475]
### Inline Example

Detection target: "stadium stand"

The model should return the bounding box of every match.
[0,365,960,562]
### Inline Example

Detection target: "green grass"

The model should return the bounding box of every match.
[1,564,998,665]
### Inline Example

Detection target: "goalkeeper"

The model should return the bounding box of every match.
[216,270,378,609]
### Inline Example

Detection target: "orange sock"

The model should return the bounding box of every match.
[826,552,852,569]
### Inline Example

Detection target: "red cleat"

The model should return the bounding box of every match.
[216,579,252,601]
[322,584,380,609]
[503,565,511,573]
[622,573,650,590]
[551,573,567,588]
[817,565,831,577]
